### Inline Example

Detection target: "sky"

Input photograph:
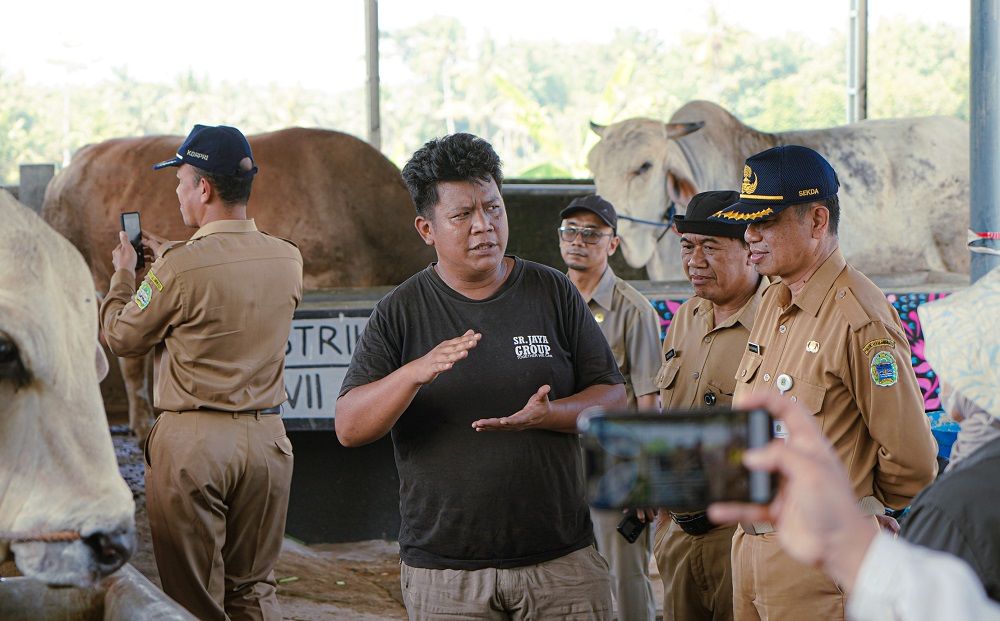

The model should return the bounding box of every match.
[0,0,970,92]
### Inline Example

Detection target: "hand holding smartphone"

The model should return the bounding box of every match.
[579,407,778,512]
[120,211,144,269]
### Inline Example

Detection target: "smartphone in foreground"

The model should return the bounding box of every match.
[578,408,777,512]
[120,211,144,269]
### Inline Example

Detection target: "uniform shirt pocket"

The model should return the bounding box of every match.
[783,376,826,415]
[735,352,764,386]
[655,360,681,390]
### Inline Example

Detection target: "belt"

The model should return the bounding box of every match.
[178,406,282,417]
[670,511,718,536]
[741,496,885,536]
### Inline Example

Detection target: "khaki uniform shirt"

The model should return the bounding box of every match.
[584,266,662,406]
[656,277,768,410]
[732,248,937,508]
[101,219,303,413]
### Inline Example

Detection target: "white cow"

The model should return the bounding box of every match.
[588,100,970,281]
[0,189,135,587]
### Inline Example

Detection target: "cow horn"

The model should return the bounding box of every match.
[590,121,607,137]
[665,121,706,139]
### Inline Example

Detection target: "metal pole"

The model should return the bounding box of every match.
[365,0,382,151]
[970,0,1000,281]
[846,0,868,123]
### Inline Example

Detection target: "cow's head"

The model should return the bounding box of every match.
[588,118,704,279]
[1,191,135,587]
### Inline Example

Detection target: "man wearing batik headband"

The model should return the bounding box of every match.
[901,265,1000,603]
[710,145,938,621]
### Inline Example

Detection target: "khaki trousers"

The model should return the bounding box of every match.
[731,526,846,621]
[653,517,736,621]
[400,545,613,620]
[145,411,294,621]
[591,508,656,621]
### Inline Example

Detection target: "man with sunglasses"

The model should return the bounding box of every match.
[559,195,662,621]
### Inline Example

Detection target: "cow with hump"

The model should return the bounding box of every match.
[42,128,435,438]
[0,189,135,587]
[588,100,970,281]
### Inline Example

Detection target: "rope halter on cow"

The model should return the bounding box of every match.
[0,529,81,543]
[616,203,678,243]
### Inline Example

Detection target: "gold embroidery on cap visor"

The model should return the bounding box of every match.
[711,207,775,222]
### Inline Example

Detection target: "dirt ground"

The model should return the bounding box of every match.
[112,426,665,620]
[111,426,407,621]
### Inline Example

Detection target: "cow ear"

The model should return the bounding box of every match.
[665,121,705,139]
[590,121,607,137]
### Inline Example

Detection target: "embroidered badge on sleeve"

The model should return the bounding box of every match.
[135,281,153,310]
[870,351,899,387]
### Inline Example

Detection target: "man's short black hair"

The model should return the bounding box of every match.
[192,158,254,206]
[401,133,504,218]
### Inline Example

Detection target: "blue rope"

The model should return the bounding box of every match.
[618,214,672,227]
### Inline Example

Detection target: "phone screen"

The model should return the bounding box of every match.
[579,408,776,511]
[120,211,144,269]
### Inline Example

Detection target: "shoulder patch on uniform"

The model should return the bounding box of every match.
[834,287,874,331]
[870,351,898,387]
[135,281,153,310]
[862,338,895,356]
[147,271,163,291]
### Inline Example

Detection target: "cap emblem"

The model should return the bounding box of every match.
[741,164,758,195]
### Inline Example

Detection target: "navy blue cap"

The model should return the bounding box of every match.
[710,145,839,223]
[674,190,746,239]
[153,124,258,178]
[560,194,617,231]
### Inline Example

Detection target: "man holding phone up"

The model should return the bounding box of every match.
[653,190,767,621]
[100,124,302,621]
[559,195,662,621]
[710,145,937,621]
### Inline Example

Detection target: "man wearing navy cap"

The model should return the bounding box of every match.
[711,145,937,620]
[101,124,303,620]
[653,190,767,621]
[559,194,662,621]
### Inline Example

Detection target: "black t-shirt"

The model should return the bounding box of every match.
[340,257,625,569]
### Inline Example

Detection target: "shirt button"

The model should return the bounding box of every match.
[779,325,787,334]
[693,372,700,379]
[763,373,771,382]
[703,336,711,343]
[741,370,747,377]
[838,290,846,298]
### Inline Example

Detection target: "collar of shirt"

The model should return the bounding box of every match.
[786,247,847,317]
[587,265,617,311]
[190,218,259,240]
[692,275,769,332]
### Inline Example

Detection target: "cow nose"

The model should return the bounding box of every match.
[83,528,136,576]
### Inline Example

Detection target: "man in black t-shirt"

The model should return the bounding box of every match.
[337,133,625,620]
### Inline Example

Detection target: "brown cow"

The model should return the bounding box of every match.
[42,128,434,437]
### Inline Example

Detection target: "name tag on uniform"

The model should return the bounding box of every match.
[748,342,761,355]
[664,348,676,362]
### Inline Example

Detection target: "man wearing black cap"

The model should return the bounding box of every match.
[711,145,937,620]
[559,194,662,621]
[652,190,767,621]
[101,124,303,620]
